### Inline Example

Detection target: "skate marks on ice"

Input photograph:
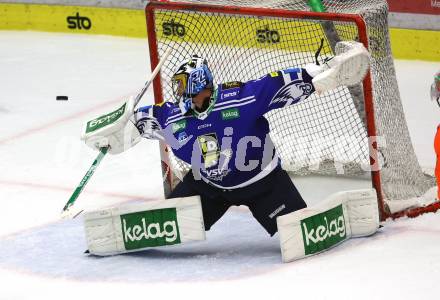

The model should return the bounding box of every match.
[0,209,283,282]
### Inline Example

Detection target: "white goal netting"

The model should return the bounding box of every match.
[146,0,435,215]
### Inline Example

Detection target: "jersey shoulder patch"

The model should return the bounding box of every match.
[154,101,166,107]
[220,81,243,90]
[157,102,182,124]
[268,71,281,77]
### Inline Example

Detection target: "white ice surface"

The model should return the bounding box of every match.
[0,31,439,300]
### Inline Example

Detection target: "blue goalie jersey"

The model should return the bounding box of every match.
[135,67,315,189]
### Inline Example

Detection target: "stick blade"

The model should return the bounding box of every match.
[61,207,84,219]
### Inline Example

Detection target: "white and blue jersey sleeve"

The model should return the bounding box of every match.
[246,67,315,116]
[133,102,176,140]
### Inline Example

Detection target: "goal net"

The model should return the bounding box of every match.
[145,0,436,219]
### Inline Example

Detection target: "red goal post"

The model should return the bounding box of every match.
[144,0,438,220]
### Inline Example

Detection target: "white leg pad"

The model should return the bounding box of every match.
[83,196,205,256]
[277,189,379,263]
[311,41,371,93]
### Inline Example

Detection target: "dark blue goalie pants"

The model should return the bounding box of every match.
[168,166,307,236]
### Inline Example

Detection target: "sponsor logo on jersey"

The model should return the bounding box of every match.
[203,148,232,181]
[222,91,238,99]
[221,108,240,120]
[121,208,181,250]
[204,168,231,181]
[256,26,280,44]
[300,204,347,255]
[177,131,189,143]
[67,12,92,30]
[197,133,220,168]
[162,19,186,37]
[86,103,126,133]
[221,81,243,90]
[197,123,212,130]
[270,81,313,106]
[171,107,181,114]
[172,119,187,133]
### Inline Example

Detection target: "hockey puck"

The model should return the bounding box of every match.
[56,96,68,101]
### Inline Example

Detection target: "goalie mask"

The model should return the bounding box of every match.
[431,71,440,106]
[171,55,213,115]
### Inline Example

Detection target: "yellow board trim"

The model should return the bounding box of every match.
[155,10,332,52]
[154,10,353,54]
[0,3,146,38]
[0,3,439,61]
[390,28,440,62]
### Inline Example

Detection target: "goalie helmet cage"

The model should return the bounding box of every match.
[145,0,438,220]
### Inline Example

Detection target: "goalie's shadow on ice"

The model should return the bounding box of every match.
[0,209,283,282]
[111,235,281,261]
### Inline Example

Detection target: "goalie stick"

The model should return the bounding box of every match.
[61,48,172,219]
